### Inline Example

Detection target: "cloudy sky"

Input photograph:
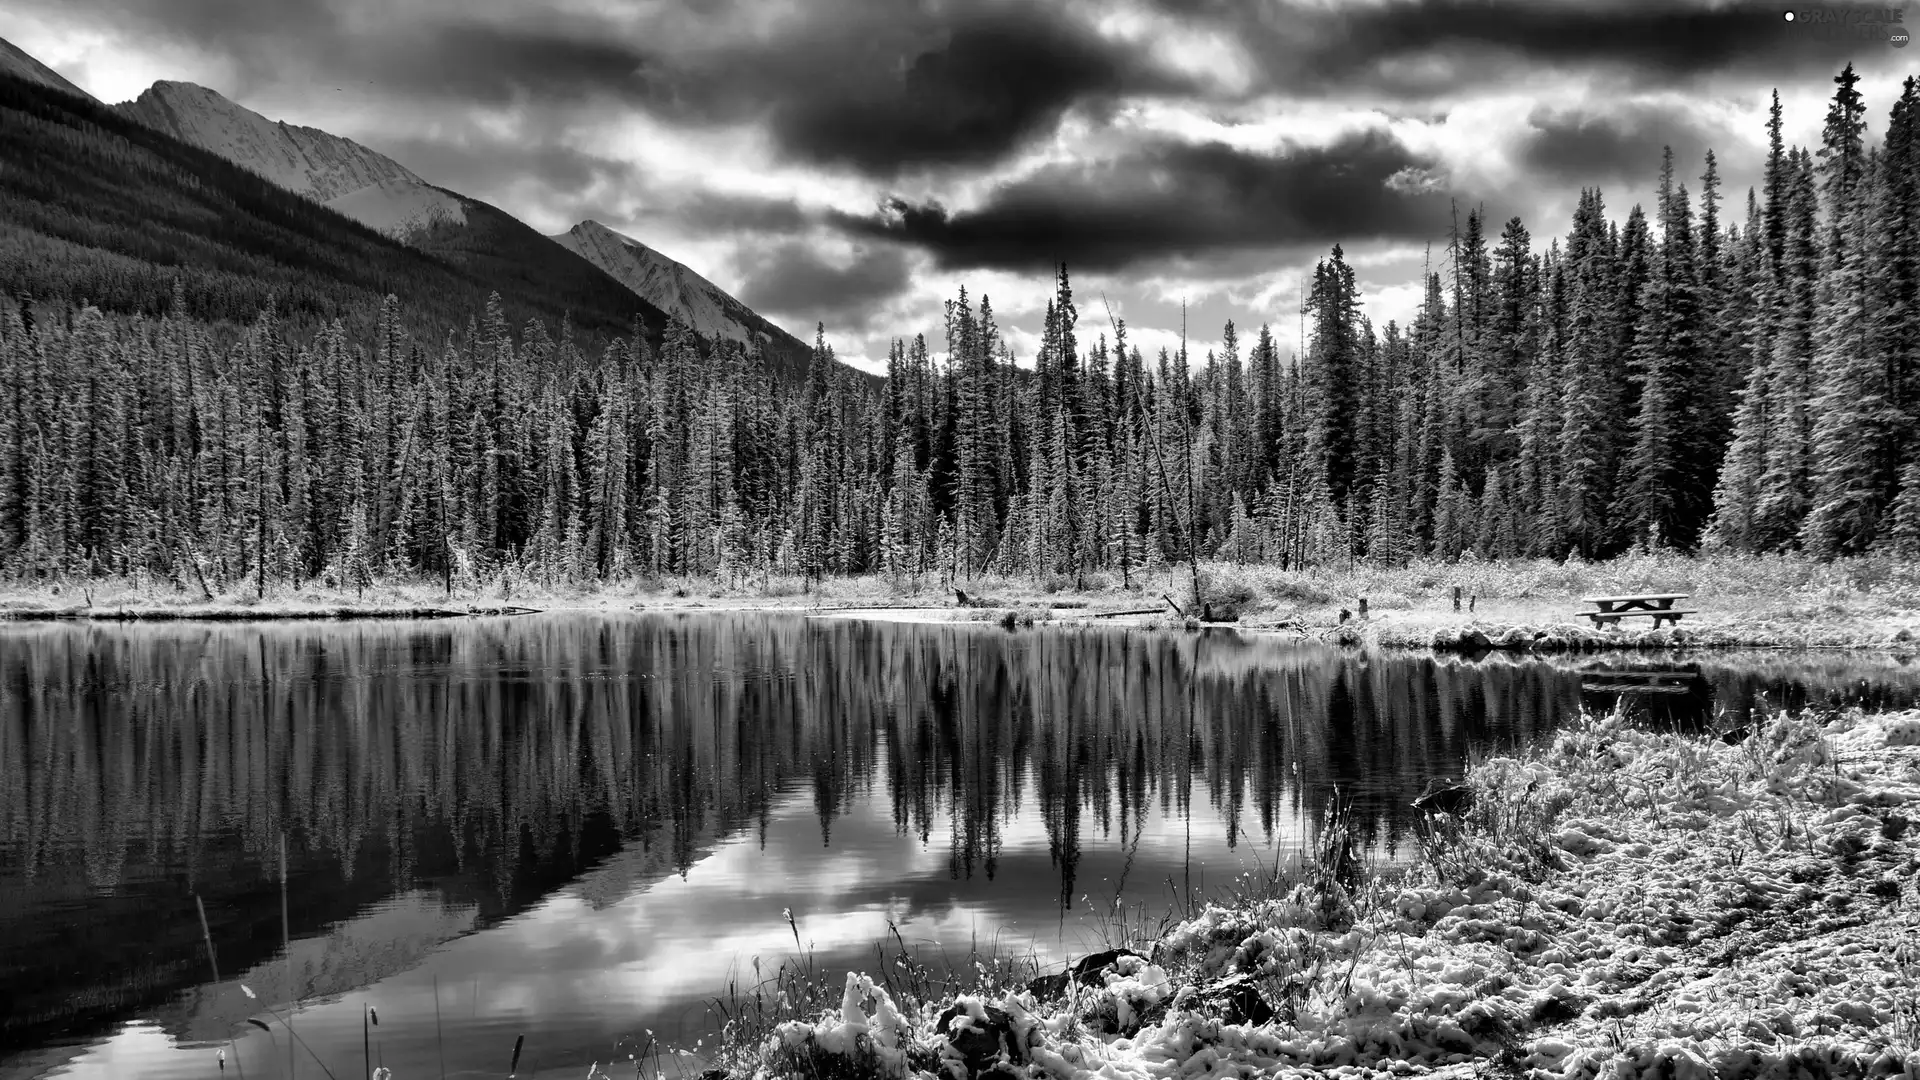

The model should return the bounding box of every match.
[8,0,1914,372]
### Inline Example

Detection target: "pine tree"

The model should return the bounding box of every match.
[1886,456,1920,557]
[1560,189,1623,556]
[1306,246,1364,511]
[1706,189,1773,551]
[947,289,993,576]
[1803,148,1885,555]
[1365,461,1403,566]
[1753,150,1820,547]
[1432,449,1467,562]
[1620,147,1708,549]
[586,368,631,577]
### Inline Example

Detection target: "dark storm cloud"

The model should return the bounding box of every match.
[15,0,655,105]
[1501,102,1768,242]
[669,193,817,238]
[735,243,916,331]
[1196,0,1902,99]
[23,0,1182,176]
[557,0,1196,179]
[742,8,1184,178]
[365,23,652,105]
[1518,105,1733,187]
[829,131,1457,274]
[381,135,635,199]
[27,0,1895,184]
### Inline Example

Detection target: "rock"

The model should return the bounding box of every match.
[1069,947,1146,985]
[933,1002,1026,1079]
[1024,972,1070,1000]
[1192,973,1275,1025]
[1027,947,1150,1000]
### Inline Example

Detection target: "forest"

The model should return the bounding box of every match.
[0,66,1915,593]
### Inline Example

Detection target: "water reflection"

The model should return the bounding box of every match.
[2,615,1917,1079]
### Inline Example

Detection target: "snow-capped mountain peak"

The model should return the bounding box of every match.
[553,220,767,347]
[116,80,464,243]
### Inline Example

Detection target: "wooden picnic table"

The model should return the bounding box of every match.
[1575,593,1694,628]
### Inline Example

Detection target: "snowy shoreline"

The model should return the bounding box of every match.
[710,707,1920,1080]
[3,597,1911,655]
[4,554,1916,653]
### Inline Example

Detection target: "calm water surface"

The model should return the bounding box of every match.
[3,614,1918,1079]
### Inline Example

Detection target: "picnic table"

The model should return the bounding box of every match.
[1576,593,1694,628]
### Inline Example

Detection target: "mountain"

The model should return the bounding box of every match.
[554,220,809,356]
[0,37,94,102]
[0,61,673,351]
[102,72,826,380]
[118,80,465,244]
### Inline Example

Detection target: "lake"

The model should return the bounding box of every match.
[4,614,1918,1079]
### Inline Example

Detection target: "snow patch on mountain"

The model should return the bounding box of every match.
[326,182,466,241]
[116,80,463,242]
[553,221,762,346]
[0,36,97,102]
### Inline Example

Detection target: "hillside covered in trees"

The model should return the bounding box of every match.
[0,66,1915,591]
[0,71,828,384]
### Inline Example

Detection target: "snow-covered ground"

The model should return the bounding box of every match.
[324,179,465,240]
[733,708,1920,1080]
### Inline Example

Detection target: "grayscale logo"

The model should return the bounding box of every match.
[1783,4,1909,41]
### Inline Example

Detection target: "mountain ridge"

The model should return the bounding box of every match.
[99,70,827,381]
[116,80,466,244]
[0,37,94,102]
[554,219,813,363]
[0,60,675,353]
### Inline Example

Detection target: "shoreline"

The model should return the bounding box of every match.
[2,594,1913,655]
[709,706,1920,1080]
[4,554,1917,652]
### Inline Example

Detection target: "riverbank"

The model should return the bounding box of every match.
[701,705,1920,1080]
[2,553,1916,651]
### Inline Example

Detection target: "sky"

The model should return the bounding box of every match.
[7,0,1915,373]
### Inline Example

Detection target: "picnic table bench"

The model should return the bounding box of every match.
[1576,593,1694,628]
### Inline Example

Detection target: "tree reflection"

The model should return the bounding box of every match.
[4,618,1917,1056]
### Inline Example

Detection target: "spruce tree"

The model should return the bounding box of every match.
[1753,150,1820,547]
